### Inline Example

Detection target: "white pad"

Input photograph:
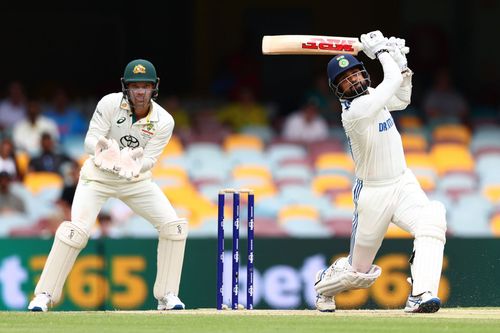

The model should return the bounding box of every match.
[34,221,89,303]
[411,200,447,296]
[314,257,382,297]
[153,218,188,300]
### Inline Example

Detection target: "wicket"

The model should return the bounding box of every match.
[217,188,255,310]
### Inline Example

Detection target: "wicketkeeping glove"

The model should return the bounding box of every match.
[94,136,121,172]
[360,30,389,60]
[117,147,144,180]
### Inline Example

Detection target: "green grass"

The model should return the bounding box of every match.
[1,310,499,333]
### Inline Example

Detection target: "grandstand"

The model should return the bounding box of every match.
[2,104,499,239]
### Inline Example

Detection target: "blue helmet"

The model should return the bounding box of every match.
[327,54,370,100]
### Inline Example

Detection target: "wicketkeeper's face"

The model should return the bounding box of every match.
[127,82,154,109]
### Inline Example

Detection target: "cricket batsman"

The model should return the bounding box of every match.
[28,59,188,311]
[314,31,447,313]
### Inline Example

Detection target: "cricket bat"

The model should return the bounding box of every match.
[262,35,363,55]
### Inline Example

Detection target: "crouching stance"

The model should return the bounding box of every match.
[29,59,188,311]
[315,31,446,313]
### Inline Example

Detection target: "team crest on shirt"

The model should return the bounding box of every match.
[140,122,156,138]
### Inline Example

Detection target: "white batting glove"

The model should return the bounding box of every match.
[387,36,410,55]
[360,30,389,60]
[117,147,144,180]
[388,45,408,72]
[94,136,121,172]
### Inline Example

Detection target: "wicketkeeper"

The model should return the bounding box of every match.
[314,31,447,313]
[28,59,188,311]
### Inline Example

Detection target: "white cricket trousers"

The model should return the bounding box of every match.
[349,168,429,273]
[72,178,179,234]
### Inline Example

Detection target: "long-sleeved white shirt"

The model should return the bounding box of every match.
[341,53,412,181]
[81,93,174,182]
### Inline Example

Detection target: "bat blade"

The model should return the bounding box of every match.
[262,35,363,56]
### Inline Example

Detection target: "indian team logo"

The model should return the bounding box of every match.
[339,58,349,68]
[133,64,146,74]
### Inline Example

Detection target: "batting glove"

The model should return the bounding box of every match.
[360,30,389,59]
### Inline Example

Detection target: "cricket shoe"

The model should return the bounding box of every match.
[316,294,336,312]
[404,291,441,313]
[314,269,335,312]
[158,292,185,310]
[28,293,52,312]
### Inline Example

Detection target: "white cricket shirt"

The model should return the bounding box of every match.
[341,53,413,182]
[82,93,174,181]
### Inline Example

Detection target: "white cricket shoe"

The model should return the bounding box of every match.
[316,294,336,312]
[404,291,441,313]
[314,269,335,312]
[28,293,52,312]
[157,293,185,310]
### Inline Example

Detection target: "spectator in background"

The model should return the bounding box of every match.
[28,132,73,175]
[0,171,25,214]
[0,138,22,181]
[217,86,269,132]
[303,73,341,126]
[43,87,87,143]
[58,160,80,208]
[0,81,27,132]
[281,97,330,143]
[13,100,59,156]
[161,95,191,139]
[422,68,469,125]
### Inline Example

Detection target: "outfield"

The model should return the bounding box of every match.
[1,309,499,333]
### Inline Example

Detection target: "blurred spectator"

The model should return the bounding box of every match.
[0,138,22,180]
[303,73,341,126]
[43,87,87,142]
[28,132,73,175]
[13,100,59,156]
[281,97,330,143]
[422,68,469,124]
[58,160,80,208]
[217,87,269,132]
[161,95,191,138]
[0,81,27,132]
[0,171,25,214]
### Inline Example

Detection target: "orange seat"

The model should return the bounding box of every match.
[15,151,30,177]
[482,185,500,203]
[314,152,354,174]
[152,165,189,182]
[490,213,500,236]
[401,133,428,152]
[312,174,352,196]
[334,192,355,209]
[432,124,471,145]
[430,144,474,175]
[278,204,320,224]
[223,134,264,152]
[161,135,184,157]
[398,115,423,130]
[24,172,64,194]
[162,183,217,227]
[405,152,434,169]
[385,223,412,238]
